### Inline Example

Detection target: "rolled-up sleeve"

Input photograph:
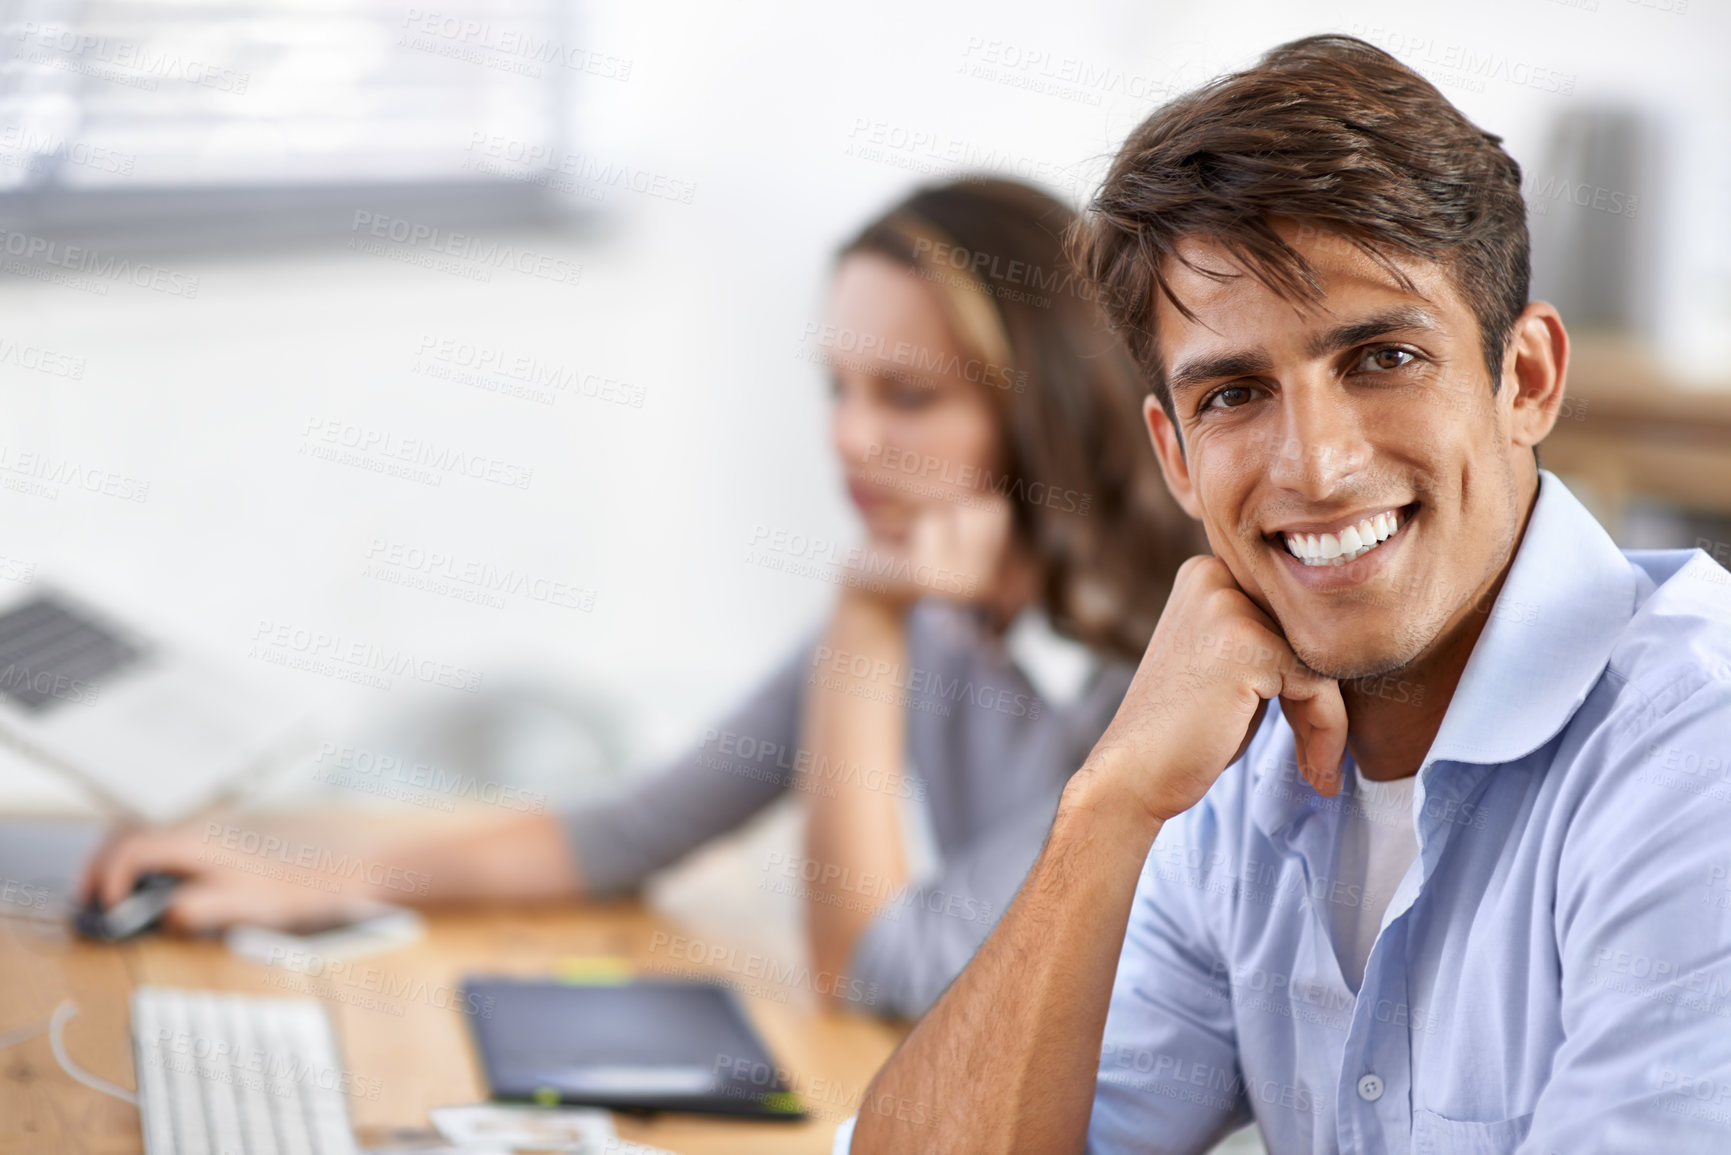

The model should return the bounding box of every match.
[1522,680,1731,1152]
[1088,799,1253,1154]
[562,642,811,896]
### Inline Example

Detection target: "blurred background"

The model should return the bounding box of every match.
[0,0,1727,954]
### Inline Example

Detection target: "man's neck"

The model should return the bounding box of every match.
[1343,597,1492,781]
[1344,476,1540,782]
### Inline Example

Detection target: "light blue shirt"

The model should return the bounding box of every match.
[1088,471,1731,1153]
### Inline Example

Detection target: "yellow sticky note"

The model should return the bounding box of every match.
[555,956,635,985]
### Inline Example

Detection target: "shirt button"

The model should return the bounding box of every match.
[1357,1074,1384,1102]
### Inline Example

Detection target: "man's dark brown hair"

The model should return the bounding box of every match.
[1076,34,1530,425]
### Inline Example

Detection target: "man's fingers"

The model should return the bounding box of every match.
[1278,674,1348,797]
[1220,591,1346,796]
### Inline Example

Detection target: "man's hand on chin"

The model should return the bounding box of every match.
[1080,553,1347,830]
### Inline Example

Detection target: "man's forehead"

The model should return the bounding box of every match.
[1152,227,1459,368]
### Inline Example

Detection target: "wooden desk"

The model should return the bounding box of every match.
[0,902,905,1154]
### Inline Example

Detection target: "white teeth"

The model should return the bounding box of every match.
[1280,508,1405,568]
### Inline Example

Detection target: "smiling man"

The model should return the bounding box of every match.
[845,34,1731,1155]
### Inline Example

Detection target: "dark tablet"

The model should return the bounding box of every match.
[460,975,807,1121]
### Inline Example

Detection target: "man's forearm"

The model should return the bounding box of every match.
[852,766,1161,1152]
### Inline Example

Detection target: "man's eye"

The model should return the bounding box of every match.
[1357,347,1416,372]
[1205,385,1256,410]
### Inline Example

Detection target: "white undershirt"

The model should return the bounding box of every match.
[1328,774,1420,990]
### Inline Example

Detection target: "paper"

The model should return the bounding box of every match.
[430,1104,616,1152]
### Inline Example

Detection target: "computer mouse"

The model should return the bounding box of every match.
[74,871,184,941]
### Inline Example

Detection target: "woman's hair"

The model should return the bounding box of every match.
[839,177,1201,664]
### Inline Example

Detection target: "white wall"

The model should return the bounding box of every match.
[1,0,1724,811]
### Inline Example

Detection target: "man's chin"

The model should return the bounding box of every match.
[1286,638,1421,684]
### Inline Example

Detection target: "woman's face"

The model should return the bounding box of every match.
[825,253,1003,546]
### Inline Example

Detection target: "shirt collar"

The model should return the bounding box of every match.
[1425,469,1637,767]
[1248,470,1637,837]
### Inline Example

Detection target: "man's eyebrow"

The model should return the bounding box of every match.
[1307,306,1442,359]
[1166,306,1443,402]
[1167,349,1275,400]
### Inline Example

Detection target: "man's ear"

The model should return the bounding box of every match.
[1502,301,1569,449]
[1144,395,1202,520]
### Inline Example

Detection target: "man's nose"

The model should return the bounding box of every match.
[1263,380,1373,500]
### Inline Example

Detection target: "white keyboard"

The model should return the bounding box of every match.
[131,986,362,1155]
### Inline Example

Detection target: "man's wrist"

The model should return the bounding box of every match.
[1056,756,1166,862]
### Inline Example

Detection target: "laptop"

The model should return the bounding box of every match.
[0,585,305,824]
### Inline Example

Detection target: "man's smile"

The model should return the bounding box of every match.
[1271,503,1416,566]
[1261,502,1422,591]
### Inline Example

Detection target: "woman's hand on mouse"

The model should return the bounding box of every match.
[77,808,585,934]
[77,814,388,933]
